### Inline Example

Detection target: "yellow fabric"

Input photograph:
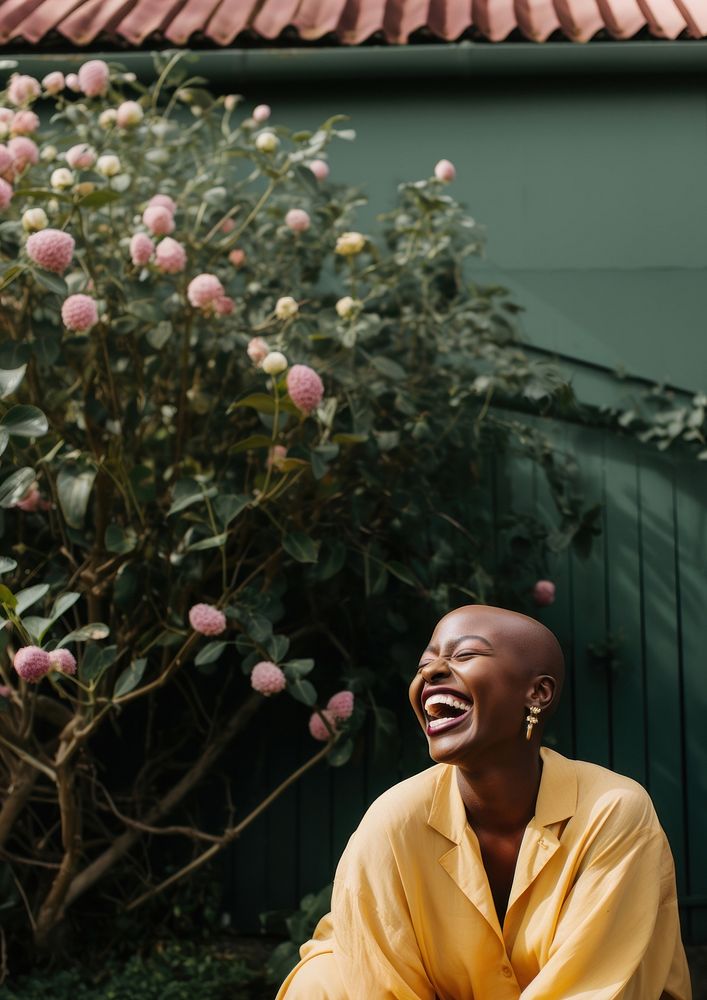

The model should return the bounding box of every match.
[277,748,691,1000]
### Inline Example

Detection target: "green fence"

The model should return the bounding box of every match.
[226,417,707,945]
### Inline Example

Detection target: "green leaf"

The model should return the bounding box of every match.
[288,677,317,706]
[186,532,228,552]
[33,269,68,296]
[129,464,156,503]
[146,321,173,350]
[229,434,273,454]
[105,524,137,555]
[15,583,49,615]
[80,644,118,683]
[22,616,54,643]
[315,541,346,581]
[283,658,314,678]
[167,478,215,516]
[194,641,227,666]
[58,622,110,646]
[0,584,17,608]
[371,356,406,381]
[328,738,354,767]
[267,634,290,662]
[113,657,147,698]
[332,433,368,446]
[57,465,97,528]
[0,427,8,458]
[230,393,297,416]
[0,557,17,575]
[1,405,48,438]
[213,493,250,528]
[0,365,27,400]
[282,532,320,564]
[79,189,121,208]
[50,592,80,621]
[0,468,35,508]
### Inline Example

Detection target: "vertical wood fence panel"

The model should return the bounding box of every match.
[228,422,707,943]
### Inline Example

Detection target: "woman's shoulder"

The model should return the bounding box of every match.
[355,764,449,840]
[557,751,661,832]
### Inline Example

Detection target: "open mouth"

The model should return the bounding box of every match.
[422,690,473,736]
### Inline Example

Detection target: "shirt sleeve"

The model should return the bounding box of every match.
[520,797,691,1000]
[331,828,437,1000]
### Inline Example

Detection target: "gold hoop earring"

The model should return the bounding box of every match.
[525,705,541,741]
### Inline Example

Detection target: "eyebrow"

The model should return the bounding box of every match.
[422,634,494,657]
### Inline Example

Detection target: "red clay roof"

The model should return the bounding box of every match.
[0,0,705,47]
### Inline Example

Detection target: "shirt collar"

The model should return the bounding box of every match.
[427,747,578,843]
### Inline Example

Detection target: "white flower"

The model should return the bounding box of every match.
[434,159,456,182]
[335,231,366,256]
[50,167,74,190]
[275,296,299,321]
[224,95,238,112]
[336,296,360,319]
[252,104,271,123]
[262,351,288,375]
[22,208,48,232]
[98,109,118,129]
[96,154,121,177]
[255,131,279,154]
[40,144,58,162]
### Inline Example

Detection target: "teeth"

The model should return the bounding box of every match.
[425,693,470,712]
[429,717,458,730]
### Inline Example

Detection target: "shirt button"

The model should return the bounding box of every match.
[502,964,513,978]
[539,838,547,848]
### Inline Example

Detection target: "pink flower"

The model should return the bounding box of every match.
[228,248,246,268]
[309,709,337,742]
[0,178,12,210]
[309,159,330,181]
[434,159,456,182]
[252,104,271,123]
[65,73,80,92]
[7,74,41,107]
[214,295,235,316]
[148,193,177,214]
[0,685,11,699]
[0,144,12,174]
[187,273,224,309]
[532,580,556,607]
[15,486,48,511]
[130,232,154,267]
[48,648,77,675]
[42,71,65,95]
[188,603,226,636]
[285,208,310,233]
[287,364,324,414]
[247,337,269,365]
[267,445,288,469]
[143,205,175,236]
[327,690,354,721]
[116,100,143,127]
[221,218,235,234]
[250,661,286,696]
[11,110,39,136]
[62,294,98,332]
[26,229,75,273]
[155,237,186,274]
[65,143,96,169]
[8,136,39,171]
[13,646,50,683]
[78,60,109,98]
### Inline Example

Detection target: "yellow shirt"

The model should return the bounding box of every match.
[278,748,691,1000]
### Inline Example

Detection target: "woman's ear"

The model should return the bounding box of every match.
[527,674,556,711]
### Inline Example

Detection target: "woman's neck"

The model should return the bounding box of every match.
[456,751,543,835]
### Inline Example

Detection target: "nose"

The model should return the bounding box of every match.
[419,657,451,682]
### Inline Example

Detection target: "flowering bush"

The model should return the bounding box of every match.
[0,54,591,958]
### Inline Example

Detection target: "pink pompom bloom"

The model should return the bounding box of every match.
[155,237,186,274]
[142,205,175,236]
[11,110,39,136]
[309,709,338,742]
[188,603,226,636]
[48,648,77,675]
[62,294,98,332]
[267,445,288,469]
[116,100,143,127]
[65,73,80,92]
[327,690,354,721]
[130,232,154,267]
[252,104,271,123]
[434,159,456,182]
[7,74,41,107]
[533,580,556,607]
[250,661,287,696]
[285,208,310,233]
[0,143,12,174]
[187,273,224,309]
[148,193,177,214]
[13,646,50,683]
[0,178,12,210]
[309,159,330,181]
[228,248,246,268]
[78,60,109,98]
[42,71,65,95]
[26,229,75,274]
[221,218,235,234]
[247,337,269,365]
[287,364,324,414]
[65,143,96,169]
[214,295,235,316]
[8,136,39,171]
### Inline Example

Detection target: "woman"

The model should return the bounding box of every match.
[277,605,691,999]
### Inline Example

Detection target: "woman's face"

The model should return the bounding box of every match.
[408,606,537,768]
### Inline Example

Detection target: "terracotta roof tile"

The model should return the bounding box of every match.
[0,0,704,46]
